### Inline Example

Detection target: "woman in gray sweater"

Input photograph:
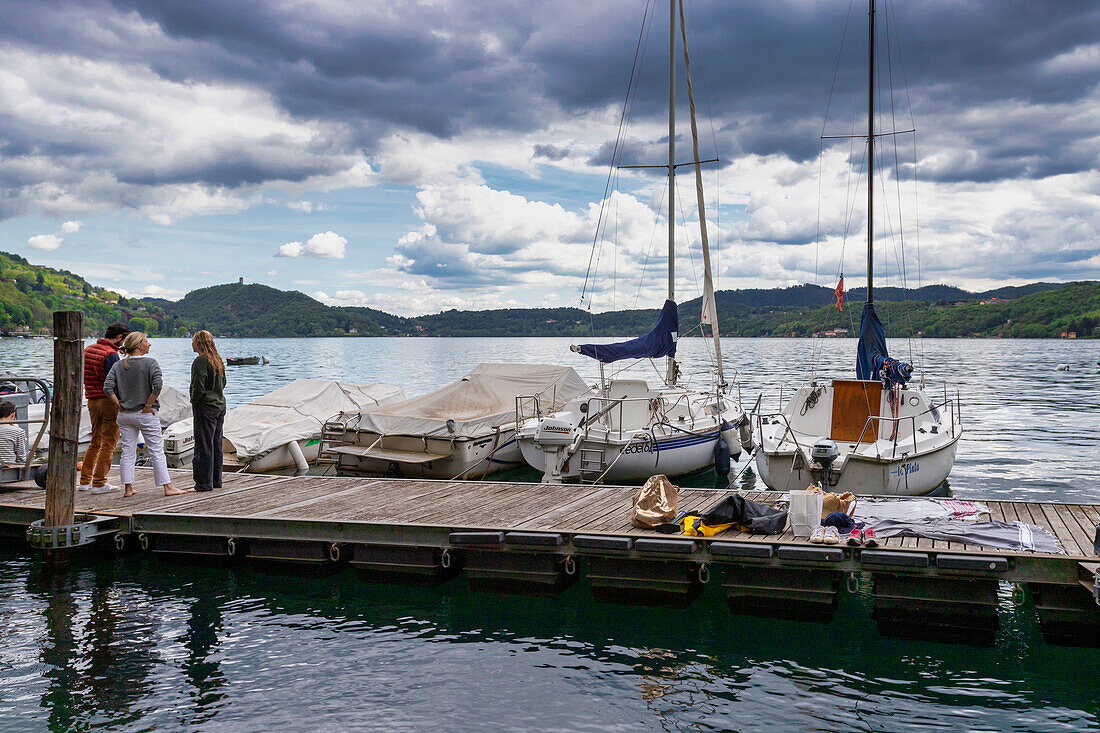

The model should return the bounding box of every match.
[104,332,191,497]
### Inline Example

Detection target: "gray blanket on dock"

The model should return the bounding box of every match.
[872,518,1065,554]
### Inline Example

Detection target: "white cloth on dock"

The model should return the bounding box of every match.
[854,497,990,525]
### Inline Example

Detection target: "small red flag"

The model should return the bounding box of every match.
[834,274,844,311]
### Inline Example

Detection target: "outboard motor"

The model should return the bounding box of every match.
[811,438,840,486]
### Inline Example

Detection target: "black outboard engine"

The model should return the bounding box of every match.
[811,438,840,486]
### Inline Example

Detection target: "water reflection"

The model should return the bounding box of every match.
[5,550,1097,731]
[28,561,159,729]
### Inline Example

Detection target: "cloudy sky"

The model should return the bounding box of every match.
[2,0,1098,315]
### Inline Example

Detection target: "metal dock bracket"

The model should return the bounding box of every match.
[26,514,119,550]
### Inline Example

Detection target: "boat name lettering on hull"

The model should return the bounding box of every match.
[891,462,920,477]
[622,436,655,455]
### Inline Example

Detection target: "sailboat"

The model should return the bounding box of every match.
[515,0,749,484]
[754,0,962,497]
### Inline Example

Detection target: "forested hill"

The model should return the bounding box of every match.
[0,249,1095,338]
[0,251,184,335]
[161,280,1098,338]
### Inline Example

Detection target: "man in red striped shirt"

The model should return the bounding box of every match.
[79,322,130,493]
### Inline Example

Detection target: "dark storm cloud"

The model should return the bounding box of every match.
[0,0,1097,210]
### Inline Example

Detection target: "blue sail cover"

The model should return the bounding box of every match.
[855,302,912,386]
[576,299,678,364]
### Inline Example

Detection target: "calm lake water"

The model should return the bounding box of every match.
[1,336,1099,731]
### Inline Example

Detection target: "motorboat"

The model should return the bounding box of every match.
[754,0,962,496]
[323,363,591,479]
[164,379,404,471]
[514,0,748,484]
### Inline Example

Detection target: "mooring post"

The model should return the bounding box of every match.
[43,310,84,566]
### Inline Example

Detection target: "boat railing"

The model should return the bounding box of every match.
[580,395,656,442]
[751,410,812,461]
[515,395,542,425]
[754,390,961,465]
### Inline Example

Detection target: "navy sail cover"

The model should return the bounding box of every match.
[575,299,678,364]
[855,302,912,386]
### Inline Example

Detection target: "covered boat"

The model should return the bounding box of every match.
[323,363,592,479]
[164,379,405,471]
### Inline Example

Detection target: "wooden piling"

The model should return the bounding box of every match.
[43,311,83,565]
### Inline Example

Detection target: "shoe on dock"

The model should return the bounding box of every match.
[823,526,840,545]
[90,483,117,495]
[847,528,863,546]
[863,526,878,548]
[810,526,825,543]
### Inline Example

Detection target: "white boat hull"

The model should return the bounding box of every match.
[518,425,731,483]
[332,429,524,480]
[755,435,958,496]
[754,381,962,497]
[516,380,747,484]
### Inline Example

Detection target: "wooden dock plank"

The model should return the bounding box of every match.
[0,468,285,516]
[291,482,473,523]
[1063,505,1099,554]
[1038,503,1088,557]
[517,487,628,531]
[511,484,613,530]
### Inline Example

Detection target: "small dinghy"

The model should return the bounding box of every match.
[227,356,269,366]
[164,379,405,471]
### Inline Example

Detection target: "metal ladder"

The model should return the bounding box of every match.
[578,447,607,482]
[316,418,351,468]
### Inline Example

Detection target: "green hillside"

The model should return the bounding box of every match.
[0,249,1095,338]
[0,251,183,336]
[164,284,385,337]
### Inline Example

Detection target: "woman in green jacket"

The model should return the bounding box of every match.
[190,330,226,491]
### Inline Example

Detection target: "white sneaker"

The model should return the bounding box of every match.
[78,482,92,491]
[90,483,118,495]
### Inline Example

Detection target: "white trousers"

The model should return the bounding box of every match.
[117,410,170,486]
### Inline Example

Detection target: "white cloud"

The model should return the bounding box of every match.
[60,220,81,234]
[0,45,372,223]
[267,269,277,275]
[277,230,347,258]
[287,200,322,213]
[139,284,184,300]
[27,234,62,250]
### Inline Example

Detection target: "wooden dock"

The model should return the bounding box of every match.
[2,467,1098,647]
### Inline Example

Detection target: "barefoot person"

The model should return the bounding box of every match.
[79,322,130,493]
[103,332,191,497]
[189,331,226,492]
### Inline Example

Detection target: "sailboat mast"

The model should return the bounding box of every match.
[866,0,875,304]
[666,0,677,385]
[677,0,725,388]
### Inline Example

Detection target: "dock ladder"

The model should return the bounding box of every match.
[578,447,607,483]
[316,413,357,469]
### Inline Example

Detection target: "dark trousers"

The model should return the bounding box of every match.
[192,402,225,491]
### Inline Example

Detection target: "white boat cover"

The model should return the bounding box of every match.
[223,379,406,459]
[353,363,592,439]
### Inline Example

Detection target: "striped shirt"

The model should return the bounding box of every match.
[0,423,28,466]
